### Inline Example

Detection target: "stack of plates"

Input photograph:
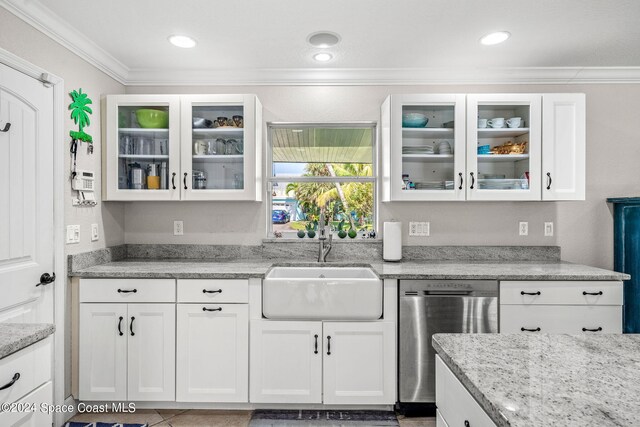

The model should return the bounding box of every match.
[403,146,434,155]
[436,141,452,155]
[414,181,455,190]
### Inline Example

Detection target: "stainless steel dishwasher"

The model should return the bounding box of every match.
[398,280,498,410]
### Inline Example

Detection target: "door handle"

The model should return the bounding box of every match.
[36,272,56,287]
[184,172,188,190]
[0,123,10,133]
[117,316,124,336]
[202,307,222,312]
[469,172,475,189]
[130,316,135,336]
[171,172,176,190]
[314,334,318,354]
[546,172,552,190]
[521,327,541,332]
[0,373,20,390]
[202,289,223,294]
[326,335,331,355]
[458,172,463,190]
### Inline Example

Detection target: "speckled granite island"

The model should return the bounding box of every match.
[0,323,55,359]
[432,333,640,427]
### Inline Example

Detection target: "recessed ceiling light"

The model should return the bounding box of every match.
[307,31,341,48]
[168,35,197,48]
[313,52,333,62]
[480,31,510,45]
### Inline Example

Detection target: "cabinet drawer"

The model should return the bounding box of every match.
[80,279,176,303]
[435,355,496,427]
[177,279,248,303]
[500,281,622,305]
[0,337,51,404]
[0,382,52,426]
[500,305,622,333]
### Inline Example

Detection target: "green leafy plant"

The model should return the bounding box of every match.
[338,220,347,239]
[69,89,93,142]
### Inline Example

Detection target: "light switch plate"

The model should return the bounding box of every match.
[91,223,99,241]
[409,221,430,237]
[66,225,80,244]
[174,220,184,236]
[544,222,554,237]
[519,221,529,236]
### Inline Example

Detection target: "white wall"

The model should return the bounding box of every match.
[125,84,639,269]
[0,7,126,399]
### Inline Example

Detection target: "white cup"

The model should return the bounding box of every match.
[478,119,488,128]
[193,140,207,155]
[487,118,505,128]
[506,117,522,128]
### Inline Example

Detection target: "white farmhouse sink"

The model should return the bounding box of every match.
[263,266,382,320]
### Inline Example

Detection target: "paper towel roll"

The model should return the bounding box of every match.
[383,221,402,261]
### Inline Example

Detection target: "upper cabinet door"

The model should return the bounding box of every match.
[381,94,466,201]
[103,95,181,201]
[180,94,262,201]
[466,94,542,201]
[542,94,586,200]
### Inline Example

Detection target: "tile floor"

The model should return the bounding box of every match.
[68,410,436,427]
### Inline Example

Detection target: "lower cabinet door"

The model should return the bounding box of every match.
[500,304,622,333]
[0,382,52,426]
[250,320,322,403]
[176,304,248,402]
[127,304,176,401]
[322,322,395,405]
[79,303,127,401]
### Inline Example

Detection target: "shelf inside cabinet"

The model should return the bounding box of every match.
[118,154,170,160]
[402,128,454,138]
[402,154,454,162]
[477,128,529,138]
[119,128,169,135]
[192,128,244,136]
[477,154,529,162]
[192,155,244,163]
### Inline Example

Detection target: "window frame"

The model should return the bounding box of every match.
[266,121,378,239]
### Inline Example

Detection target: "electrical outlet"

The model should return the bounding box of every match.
[66,225,80,244]
[174,220,184,236]
[91,223,99,241]
[544,222,554,237]
[409,221,430,237]
[519,221,529,236]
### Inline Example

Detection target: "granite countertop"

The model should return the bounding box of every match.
[0,323,55,359]
[69,259,630,281]
[432,333,640,427]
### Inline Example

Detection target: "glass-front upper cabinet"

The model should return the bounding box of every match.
[381,94,467,201]
[180,95,262,201]
[103,95,181,201]
[466,94,542,201]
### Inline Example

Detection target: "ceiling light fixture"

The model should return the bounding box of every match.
[480,31,511,45]
[313,52,333,62]
[168,35,197,48]
[307,31,341,48]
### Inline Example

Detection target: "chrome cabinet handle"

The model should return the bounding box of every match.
[469,172,475,189]
[0,123,10,133]
[458,172,463,190]
[546,172,552,190]
[36,272,56,287]
[0,373,20,390]
[521,327,541,332]
[202,307,222,312]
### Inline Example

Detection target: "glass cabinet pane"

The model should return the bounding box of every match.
[401,104,456,192]
[117,105,171,191]
[476,104,531,191]
[190,105,244,190]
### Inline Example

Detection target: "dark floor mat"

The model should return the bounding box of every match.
[249,410,399,426]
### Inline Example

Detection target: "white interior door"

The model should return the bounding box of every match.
[249,320,322,404]
[176,304,248,402]
[127,303,176,401]
[0,63,54,321]
[78,303,127,401]
[323,322,396,404]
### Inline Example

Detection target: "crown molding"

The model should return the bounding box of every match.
[0,0,129,84]
[3,0,640,87]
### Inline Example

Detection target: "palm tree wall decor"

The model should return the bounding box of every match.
[69,89,93,143]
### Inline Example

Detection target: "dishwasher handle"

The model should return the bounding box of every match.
[423,290,473,296]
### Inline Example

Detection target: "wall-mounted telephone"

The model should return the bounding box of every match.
[72,169,97,206]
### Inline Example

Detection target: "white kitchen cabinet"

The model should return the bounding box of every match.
[0,382,53,427]
[436,355,497,427]
[542,93,586,200]
[250,321,322,404]
[79,302,175,401]
[381,94,467,201]
[323,322,395,405]
[250,320,395,405]
[79,303,127,401]
[381,93,584,202]
[127,304,176,401]
[103,94,262,201]
[499,281,623,334]
[177,304,248,402]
